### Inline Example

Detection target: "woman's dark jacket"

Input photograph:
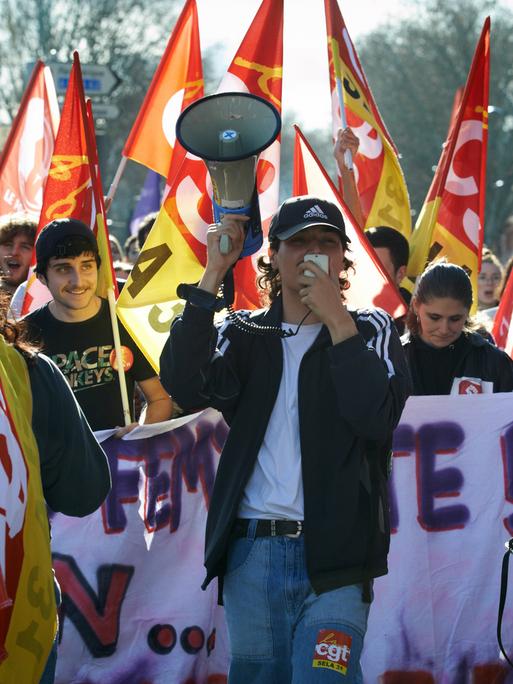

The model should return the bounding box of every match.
[402,330,513,395]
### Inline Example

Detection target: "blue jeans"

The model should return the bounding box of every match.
[223,520,371,683]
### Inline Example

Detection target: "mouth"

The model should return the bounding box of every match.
[65,288,88,296]
[5,260,21,273]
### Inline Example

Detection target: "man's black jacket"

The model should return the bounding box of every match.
[160,298,410,595]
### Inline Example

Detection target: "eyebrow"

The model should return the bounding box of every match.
[50,258,96,267]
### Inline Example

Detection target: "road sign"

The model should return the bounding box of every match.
[48,62,121,96]
[91,103,120,120]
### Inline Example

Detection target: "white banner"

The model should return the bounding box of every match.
[363,393,513,682]
[51,397,513,682]
[52,409,230,684]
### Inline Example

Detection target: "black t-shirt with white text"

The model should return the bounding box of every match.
[25,298,155,430]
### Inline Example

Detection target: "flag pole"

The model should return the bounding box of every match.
[107,287,132,426]
[105,156,128,213]
[335,76,353,171]
[335,78,365,229]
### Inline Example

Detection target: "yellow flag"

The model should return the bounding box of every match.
[116,196,204,371]
[325,0,411,237]
[0,340,56,683]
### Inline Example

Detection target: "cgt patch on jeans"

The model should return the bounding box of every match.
[312,629,352,675]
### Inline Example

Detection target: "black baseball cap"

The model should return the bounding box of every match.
[35,218,98,270]
[268,195,350,244]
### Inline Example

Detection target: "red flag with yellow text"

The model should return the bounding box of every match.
[293,124,406,319]
[22,53,116,313]
[123,0,203,183]
[408,18,490,313]
[117,0,284,369]
[155,0,283,310]
[324,0,411,237]
[0,61,59,218]
[170,0,283,309]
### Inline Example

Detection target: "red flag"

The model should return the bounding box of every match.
[123,0,203,182]
[408,19,490,313]
[164,0,283,310]
[0,61,59,217]
[447,86,464,137]
[492,269,513,356]
[85,101,118,299]
[293,124,406,319]
[22,53,116,313]
[325,0,411,237]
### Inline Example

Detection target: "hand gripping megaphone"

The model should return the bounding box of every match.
[176,92,281,258]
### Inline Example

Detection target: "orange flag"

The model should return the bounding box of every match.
[293,124,406,319]
[123,0,203,182]
[166,0,284,309]
[324,0,411,237]
[22,53,116,314]
[408,18,490,313]
[0,61,59,218]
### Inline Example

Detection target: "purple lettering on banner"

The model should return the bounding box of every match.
[416,422,469,531]
[102,445,140,534]
[212,419,229,454]
[390,425,416,533]
[169,420,216,532]
[101,417,224,535]
[500,422,513,535]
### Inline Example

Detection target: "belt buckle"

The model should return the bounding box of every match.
[285,521,302,539]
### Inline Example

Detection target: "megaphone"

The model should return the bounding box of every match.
[176,92,281,257]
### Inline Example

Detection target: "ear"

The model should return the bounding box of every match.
[36,272,47,287]
[395,265,407,286]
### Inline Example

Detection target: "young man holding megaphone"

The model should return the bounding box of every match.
[160,195,410,683]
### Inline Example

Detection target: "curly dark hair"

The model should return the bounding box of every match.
[256,236,354,306]
[0,292,40,363]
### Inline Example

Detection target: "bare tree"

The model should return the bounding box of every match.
[0,0,182,235]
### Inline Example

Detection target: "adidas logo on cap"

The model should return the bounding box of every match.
[303,204,328,220]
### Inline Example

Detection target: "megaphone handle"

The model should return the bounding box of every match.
[222,266,235,306]
[220,233,232,255]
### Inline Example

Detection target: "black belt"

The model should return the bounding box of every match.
[233,519,303,539]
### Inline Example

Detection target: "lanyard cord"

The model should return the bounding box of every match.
[498,538,513,668]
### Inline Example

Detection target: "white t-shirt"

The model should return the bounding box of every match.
[238,321,322,520]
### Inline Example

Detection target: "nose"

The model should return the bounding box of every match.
[439,318,450,334]
[68,267,83,286]
[304,239,322,254]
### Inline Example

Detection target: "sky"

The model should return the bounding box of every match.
[196,0,417,130]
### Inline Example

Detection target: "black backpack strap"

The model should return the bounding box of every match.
[497,538,513,668]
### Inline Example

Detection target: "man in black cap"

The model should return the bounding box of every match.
[24,218,173,433]
[160,195,410,683]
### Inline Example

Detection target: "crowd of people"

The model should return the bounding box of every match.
[1,128,513,683]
